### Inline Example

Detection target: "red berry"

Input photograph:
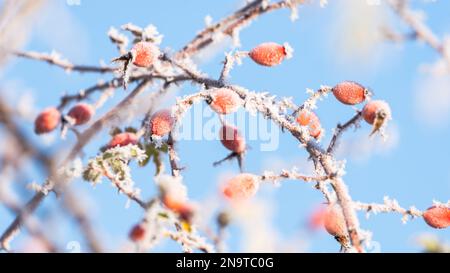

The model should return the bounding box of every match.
[129,224,146,242]
[332,81,369,105]
[67,103,94,126]
[149,109,175,137]
[249,42,287,67]
[209,88,242,115]
[34,107,61,134]
[362,100,391,125]
[324,204,347,238]
[296,109,323,139]
[219,124,246,154]
[423,206,450,229]
[131,41,159,68]
[108,132,138,148]
[223,173,259,201]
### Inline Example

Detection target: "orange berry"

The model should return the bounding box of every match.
[162,196,195,222]
[223,173,259,201]
[324,204,347,238]
[296,109,323,139]
[34,107,61,134]
[108,132,138,148]
[332,81,369,105]
[162,195,185,213]
[249,42,287,67]
[131,41,159,68]
[149,109,174,137]
[362,100,391,125]
[129,224,146,242]
[308,205,327,231]
[423,206,450,229]
[209,88,242,115]
[67,103,94,126]
[219,124,246,154]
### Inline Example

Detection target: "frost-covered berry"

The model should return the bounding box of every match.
[131,41,160,68]
[149,109,175,137]
[423,206,450,229]
[332,81,369,105]
[296,109,323,139]
[162,195,186,213]
[34,107,61,134]
[67,103,94,126]
[209,88,242,115]
[362,100,392,136]
[219,124,246,154]
[362,100,391,125]
[249,42,288,67]
[107,132,138,148]
[223,173,260,201]
[324,204,347,239]
[129,224,146,242]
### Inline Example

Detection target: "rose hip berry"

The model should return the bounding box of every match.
[108,132,138,148]
[131,41,160,68]
[67,103,94,126]
[209,88,242,115]
[129,224,146,242]
[362,100,391,125]
[362,100,392,136]
[34,107,61,134]
[223,173,260,201]
[149,109,175,137]
[219,124,246,154]
[324,204,348,243]
[332,81,369,105]
[423,206,450,229]
[249,42,288,67]
[296,109,323,139]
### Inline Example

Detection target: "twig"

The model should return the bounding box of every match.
[14,51,117,74]
[327,111,363,154]
[387,0,450,68]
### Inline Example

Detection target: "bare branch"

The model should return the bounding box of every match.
[14,50,117,74]
[327,111,363,154]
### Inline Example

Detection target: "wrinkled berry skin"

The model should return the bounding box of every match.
[129,224,146,242]
[149,109,174,137]
[249,42,287,67]
[131,41,160,68]
[332,81,368,105]
[67,103,94,125]
[34,107,61,134]
[296,109,322,139]
[223,173,259,201]
[219,124,246,154]
[108,132,138,148]
[423,206,450,229]
[362,100,391,125]
[209,88,242,115]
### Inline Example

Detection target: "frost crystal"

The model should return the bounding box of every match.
[83,145,147,200]
[155,174,188,203]
[283,42,294,59]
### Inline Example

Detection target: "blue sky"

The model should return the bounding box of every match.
[1,0,450,253]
